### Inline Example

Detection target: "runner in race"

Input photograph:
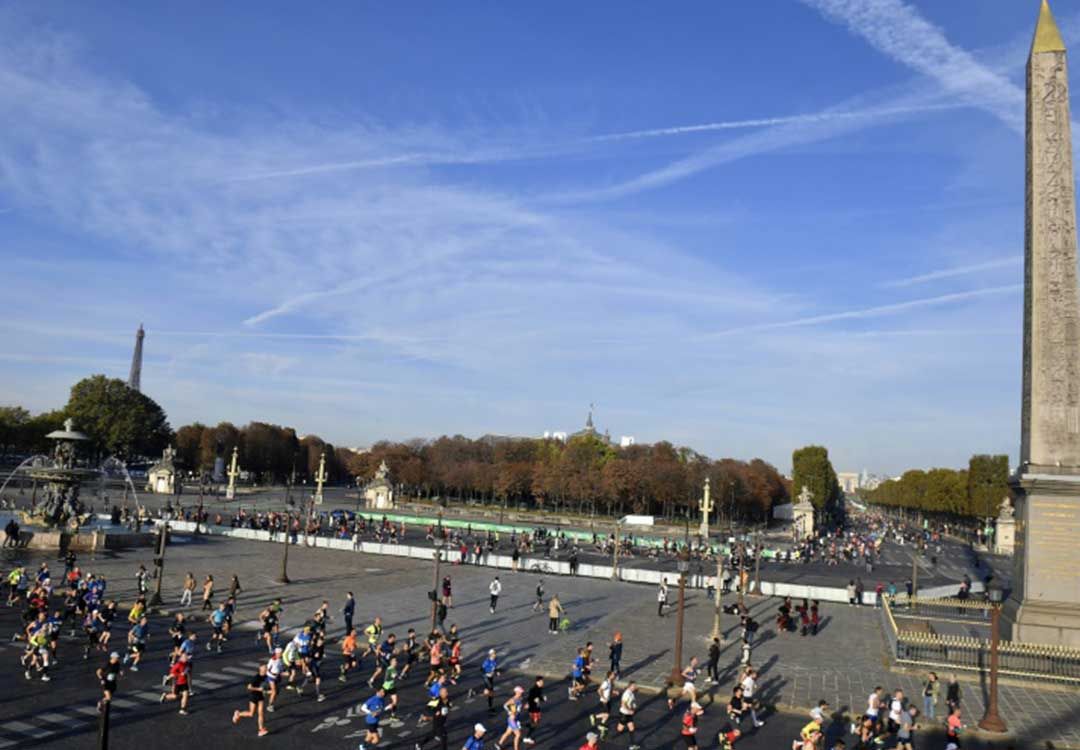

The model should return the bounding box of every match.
[680,701,705,749]
[523,675,545,745]
[265,646,284,712]
[482,648,501,713]
[414,684,451,750]
[614,680,641,750]
[569,647,587,701]
[96,651,122,713]
[232,663,270,737]
[362,616,383,660]
[258,599,282,653]
[122,614,149,672]
[669,656,700,711]
[160,651,192,715]
[590,670,617,739]
[368,632,397,687]
[358,686,387,750]
[339,628,359,682]
[207,602,228,652]
[462,723,487,750]
[399,627,419,679]
[496,685,525,750]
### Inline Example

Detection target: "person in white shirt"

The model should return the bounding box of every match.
[888,689,905,733]
[657,580,669,618]
[866,686,883,727]
[740,667,764,727]
[489,577,502,614]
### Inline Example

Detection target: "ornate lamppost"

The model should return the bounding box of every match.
[978,580,1008,733]
[278,510,293,584]
[668,547,690,686]
[149,520,169,608]
[430,507,444,632]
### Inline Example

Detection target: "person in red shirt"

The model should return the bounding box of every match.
[160,652,192,714]
[718,722,741,750]
[681,702,704,749]
[577,731,599,750]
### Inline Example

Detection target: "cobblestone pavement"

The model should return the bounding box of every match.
[0,533,1071,748]
[528,586,1080,748]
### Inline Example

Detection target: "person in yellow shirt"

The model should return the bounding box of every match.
[128,596,146,625]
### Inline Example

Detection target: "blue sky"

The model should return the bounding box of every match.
[0,0,1069,474]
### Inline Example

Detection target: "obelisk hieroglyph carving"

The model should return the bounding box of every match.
[1022,0,1080,471]
[1004,0,1080,648]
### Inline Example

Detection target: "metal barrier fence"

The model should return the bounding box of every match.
[889,595,992,624]
[881,598,1080,684]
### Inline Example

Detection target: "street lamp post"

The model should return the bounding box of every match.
[431,540,443,632]
[278,512,292,584]
[430,508,444,632]
[753,529,762,595]
[668,549,690,687]
[611,519,621,581]
[711,543,725,642]
[978,581,1008,733]
[149,521,168,608]
[699,478,712,541]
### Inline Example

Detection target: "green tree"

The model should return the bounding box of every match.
[174,423,206,470]
[0,406,30,454]
[791,445,840,512]
[64,375,172,459]
[967,454,1009,518]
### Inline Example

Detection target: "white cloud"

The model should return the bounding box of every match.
[703,285,1021,338]
[797,0,1025,132]
[880,256,1022,288]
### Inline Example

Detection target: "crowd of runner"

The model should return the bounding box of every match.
[0,536,982,750]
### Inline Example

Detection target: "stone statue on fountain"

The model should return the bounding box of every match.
[22,418,93,530]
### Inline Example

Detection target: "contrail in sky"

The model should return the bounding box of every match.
[588,102,959,142]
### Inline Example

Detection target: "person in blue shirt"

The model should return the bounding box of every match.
[482,649,500,713]
[208,603,229,652]
[177,632,197,668]
[368,634,397,688]
[123,615,149,671]
[570,649,587,700]
[462,723,487,750]
[358,687,386,750]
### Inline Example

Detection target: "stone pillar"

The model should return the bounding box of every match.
[994,517,1016,556]
[793,501,815,541]
[1004,1,1080,648]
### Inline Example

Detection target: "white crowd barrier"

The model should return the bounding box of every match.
[144,517,888,605]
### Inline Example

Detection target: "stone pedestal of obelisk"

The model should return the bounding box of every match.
[1002,0,1080,648]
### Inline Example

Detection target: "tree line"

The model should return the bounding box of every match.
[863,454,1009,518]
[1,373,792,519]
[345,434,790,522]
[172,421,355,484]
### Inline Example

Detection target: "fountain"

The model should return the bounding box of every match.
[21,419,96,529]
[0,419,154,550]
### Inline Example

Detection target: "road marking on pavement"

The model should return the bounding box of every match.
[0,738,16,748]
[36,712,76,725]
[73,707,101,716]
[111,698,139,709]
[198,671,232,682]
[2,721,54,739]
[135,690,162,702]
[222,666,252,676]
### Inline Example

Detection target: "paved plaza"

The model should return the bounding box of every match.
[0,532,1072,749]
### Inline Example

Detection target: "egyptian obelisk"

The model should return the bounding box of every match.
[1003,0,1080,647]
